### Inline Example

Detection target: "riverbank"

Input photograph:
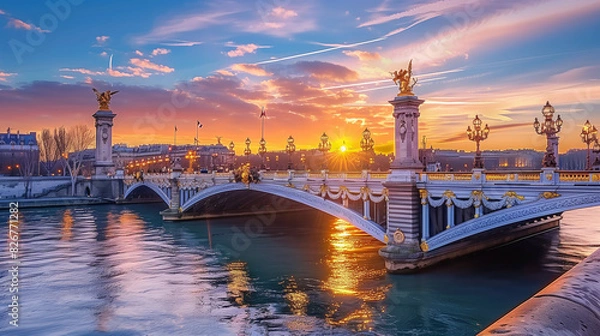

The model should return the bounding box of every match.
[0,197,112,208]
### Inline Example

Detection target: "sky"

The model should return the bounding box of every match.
[1,0,599,154]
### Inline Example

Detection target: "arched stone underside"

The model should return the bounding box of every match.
[427,193,600,251]
[181,183,386,243]
[123,182,170,205]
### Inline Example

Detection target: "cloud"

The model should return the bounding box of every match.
[343,50,381,61]
[271,7,298,19]
[133,10,239,44]
[215,69,235,76]
[0,71,16,82]
[135,50,144,56]
[291,61,359,83]
[60,75,74,79]
[231,64,272,77]
[100,51,108,57]
[151,48,171,56]
[226,43,270,57]
[159,40,203,47]
[129,58,174,73]
[60,68,104,76]
[96,35,110,44]
[6,18,49,32]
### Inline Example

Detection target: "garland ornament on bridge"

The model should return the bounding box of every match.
[233,163,260,187]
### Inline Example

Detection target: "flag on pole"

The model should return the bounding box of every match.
[260,106,266,118]
[197,121,203,128]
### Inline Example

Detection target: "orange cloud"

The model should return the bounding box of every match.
[231,64,272,77]
[292,61,359,83]
[151,48,171,56]
[343,50,381,61]
[226,43,269,57]
[129,58,174,73]
[0,71,16,82]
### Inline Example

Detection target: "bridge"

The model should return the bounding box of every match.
[119,167,600,272]
[84,85,600,273]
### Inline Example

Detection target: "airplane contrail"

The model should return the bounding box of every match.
[109,54,113,70]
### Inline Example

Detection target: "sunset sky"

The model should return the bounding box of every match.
[1,0,599,154]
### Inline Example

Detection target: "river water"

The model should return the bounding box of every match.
[1,203,599,335]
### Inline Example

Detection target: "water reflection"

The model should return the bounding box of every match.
[322,219,388,332]
[283,276,309,315]
[227,261,251,306]
[60,209,73,241]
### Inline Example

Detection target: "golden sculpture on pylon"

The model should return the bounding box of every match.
[93,88,119,110]
[390,59,418,96]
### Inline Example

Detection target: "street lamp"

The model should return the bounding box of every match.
[360,127,375,169]
[466,115,490,169]
[318,132,331,170]
[258,137,267,169]
[211,152,219,172]
[534,101,563,168]
[286,135,296,169]
[244,137,251,163]
[593,140,600,170]
[580,120,598,170]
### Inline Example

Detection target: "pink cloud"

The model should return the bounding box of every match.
[231,64,272,77]
[215,69,235,76]
[0,71,16,81]
[226,43,269,57]
[134,50,144,56]
[7,18,48,32]
[343,50,382,61]
[129,58,174,73]
[96,35,109,44]
[271,7,298,19]
[151,48,171,56]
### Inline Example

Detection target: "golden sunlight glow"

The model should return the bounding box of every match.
[340,144,347,153]
[322,219,389,331]
[227,261,250,306]
[283,276,309,315]
[61,209,74,241]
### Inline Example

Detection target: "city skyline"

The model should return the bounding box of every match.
[1,0,599,154]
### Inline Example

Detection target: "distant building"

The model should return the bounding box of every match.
[0,128,39,176]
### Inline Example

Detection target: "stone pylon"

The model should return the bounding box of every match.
[380,95,425,273]
[93,110,116,176]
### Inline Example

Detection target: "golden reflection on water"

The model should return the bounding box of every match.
[60,209,73,241]
[323,219,389,332]
[227,261,251,306]
[283,276,309,315]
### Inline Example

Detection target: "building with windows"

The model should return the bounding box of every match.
[0,128,39,176]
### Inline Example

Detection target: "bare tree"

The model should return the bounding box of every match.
[38,129,61,175]
[16,145,38,198]
[54,126,70,176]
[61,125,94,196]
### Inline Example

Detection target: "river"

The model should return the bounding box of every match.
[1,203,599,335]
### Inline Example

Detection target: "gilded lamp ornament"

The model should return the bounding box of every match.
[391,59,418,96]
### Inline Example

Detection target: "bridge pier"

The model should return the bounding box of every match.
[160,160,183,220]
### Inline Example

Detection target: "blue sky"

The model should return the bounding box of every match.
[1,0,599,153]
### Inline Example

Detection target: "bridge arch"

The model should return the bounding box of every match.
[426,193,600,251]
[181,183,386,243]
[123,182,170,205]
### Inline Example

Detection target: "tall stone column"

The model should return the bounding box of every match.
[379,94,426,273]
[93,110,116,176]
[549,135,559,167]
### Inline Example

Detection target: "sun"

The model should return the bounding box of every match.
[340,143,347,153]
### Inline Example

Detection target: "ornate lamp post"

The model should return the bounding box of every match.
[466,115,490,169]
[318,132,331,170]
[534,101,563,168]
[360,127,375,169]
[300,153,306,170]
[244,137,251,163]
[580,120,598,170]
[211,152,219,172]
[258,137,267,169]
[286,135,296,169]
[593,140,600,170]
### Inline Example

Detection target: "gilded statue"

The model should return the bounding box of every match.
[391,59,418,96]
[93,88,119,110]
